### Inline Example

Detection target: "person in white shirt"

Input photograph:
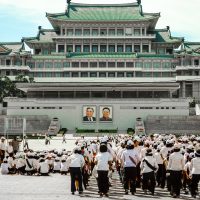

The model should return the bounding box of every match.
[67,147,85,195]
[53,157,61,173]
[60,159,68,175]
[6,141,14,157]
[140,148,158,195]
[190,149,200,198]
[0,137,6,164]
[95,143,113,197]
[168,143,184,198]
[38,159,49,176]
[121,140,140,195]
[1,158,9,175]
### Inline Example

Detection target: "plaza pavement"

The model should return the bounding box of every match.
[0,135,197,200]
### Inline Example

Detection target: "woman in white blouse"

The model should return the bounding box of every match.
[95,143,113,197]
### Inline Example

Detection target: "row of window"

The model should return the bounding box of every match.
[20,106,175,110]
[30,71,173,78]
[28,61,175,69]
[62,27,146,36]
[21,107,62,109]
[58,44,150,53]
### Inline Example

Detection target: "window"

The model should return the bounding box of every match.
[100,45,106,52]
[100,29,107,35]
[108,72,115,77]
[92,45,98,52]
[63,62,70,68]
[117,72,124,77]
[90,72,97,77]
[126,72,134,77]
[81,62,88,68]
[43,49,49,55]
[135,62,143,68]
[166,48,173,54]
[143,72,152,77]
[45,62,53,68]
[36,62,44,68]
[92,29,98,35]
[153,72,161,77]
[90,62,97,68]
[134,45,140,52]
[63,72,70,77]
[83,29,90,36]
[126,62,134,68]
[158,48,165,54]
[117,29,124,35]
[99,62,106,68]
[108,62,115,68]
[75,45,81,52]
[81,72,88,77]
[108,45,115,52]
[125,45,132,52]
[172,107,176,109]
[67,29,73,35]
[125,28,132,35]
[66,45,73,52]
[194,59,199,66]
[62,29,65,35]
[72,72,79,77]
[55,72,61,77]
[134,28,140,35]
[142,45,149,53]
[35,49,41,55]
[117,62,124,68]
[153,62,161,69]
[108,29,115,35]
[99,72,106,77]
[162,62,171,69]
[117,45,123,52]
[27,62,35,69]
[72,62,79,68]
[83,45,90,52]
[75,29,82,36]
[54,62,63,68]
[58,45,64,53]
[143,62,152,69]
[6,71,10,76]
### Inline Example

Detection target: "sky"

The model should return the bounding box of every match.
[0,0,199,42]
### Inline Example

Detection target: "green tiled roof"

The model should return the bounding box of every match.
[66,52,137,59]
[32,55,66,60]
[137,54,175,59]
[153,29,183,43]
[47,3,159,21]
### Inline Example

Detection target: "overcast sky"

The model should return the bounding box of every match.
[0,0,199,42]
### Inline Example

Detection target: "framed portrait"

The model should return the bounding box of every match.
[82,106,96,122]
[99,106,113,122]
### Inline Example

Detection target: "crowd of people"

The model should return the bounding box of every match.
[0,134,200,198]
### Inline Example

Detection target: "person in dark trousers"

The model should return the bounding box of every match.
[168,144,184,198]
[67,147,85,195]
[121,140,140,195]
[95,143,113,197]
[140,148,158,195]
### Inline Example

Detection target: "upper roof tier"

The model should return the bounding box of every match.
[46,2,160,22]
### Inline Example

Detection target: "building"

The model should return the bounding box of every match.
[1,1,200,133]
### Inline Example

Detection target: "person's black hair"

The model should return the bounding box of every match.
[126,145,134,149]
[86,107,94,112]
[174,148,180,152]
[99,144,107,153]
[102,107,110,112]
[40,159,45,162]
[74,149,79,154]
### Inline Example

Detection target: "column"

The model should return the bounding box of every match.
[182,81,186,98]
[64,43,67,53]
[56,44,58,53]
[140,42,142,53]
[148,41,151,53]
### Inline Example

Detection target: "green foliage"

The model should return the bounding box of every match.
[76,128,95,133]
[127,128,135,134]
[0,75,34,103]
[98,129,118,133]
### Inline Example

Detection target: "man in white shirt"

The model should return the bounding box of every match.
[168,143,184,198]
[67,147,85,195]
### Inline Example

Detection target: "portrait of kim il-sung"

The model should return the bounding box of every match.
[82,106,96,122]
[99,106,113,122]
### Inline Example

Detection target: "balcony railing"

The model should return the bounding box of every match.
[176,65,200,70]
[53,34,156,39]
[0,65,30,70]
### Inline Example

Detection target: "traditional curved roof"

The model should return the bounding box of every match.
[46,2,159,22]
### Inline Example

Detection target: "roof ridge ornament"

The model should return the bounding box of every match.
[137,0,141,5]
[66,0,71,16]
